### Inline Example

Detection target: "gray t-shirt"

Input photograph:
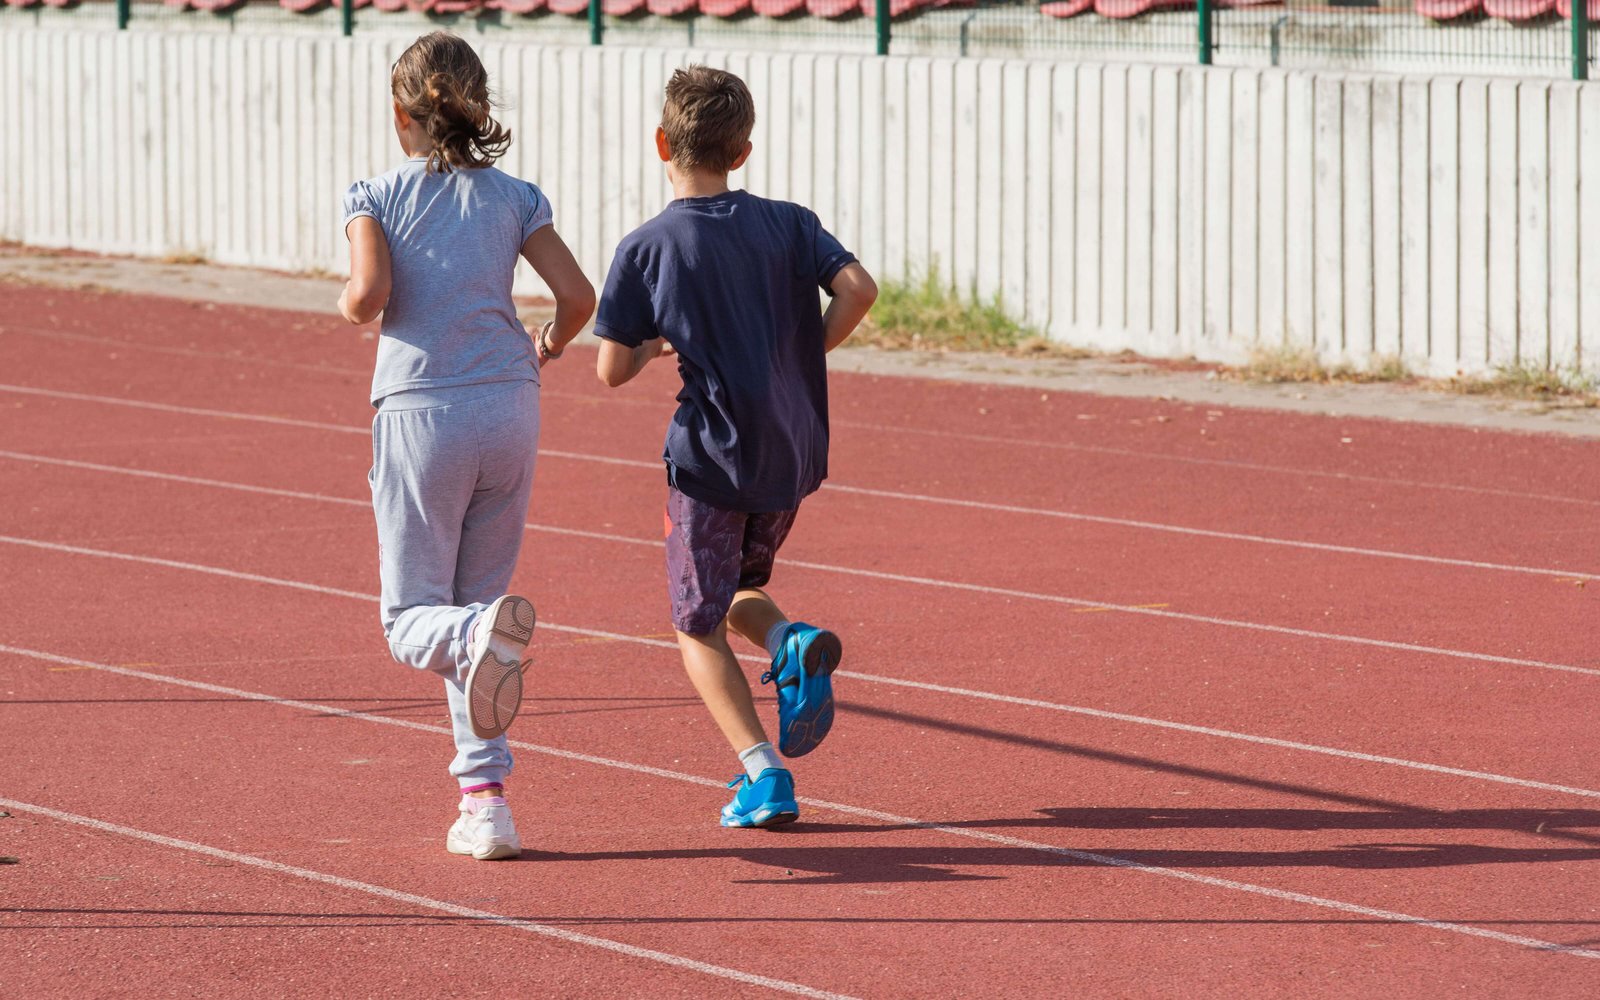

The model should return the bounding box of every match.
[343,158,553,404]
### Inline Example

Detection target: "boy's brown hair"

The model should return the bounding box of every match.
[391,32,511,174]
[661,66,756,174]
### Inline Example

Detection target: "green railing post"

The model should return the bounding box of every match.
[341,0,354,37]
[590,0,603,45]
[116,0,130,30]
[1197,0,1213,65]
[875,0,890,56]
[1575,0,1590,81]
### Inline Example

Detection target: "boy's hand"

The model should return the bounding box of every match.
[537,321,563,364]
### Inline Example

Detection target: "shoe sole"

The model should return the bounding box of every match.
[465,596,536,740]
[721,805,800,828]
[779,629,841,758]
[447,837,522,861]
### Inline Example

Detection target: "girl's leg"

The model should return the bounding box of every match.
[444,380,540,793]
[371,395,481,676]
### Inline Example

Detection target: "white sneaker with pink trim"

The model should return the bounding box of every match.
[446,796,521,861]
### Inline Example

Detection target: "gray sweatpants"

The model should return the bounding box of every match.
[369,379,539,790]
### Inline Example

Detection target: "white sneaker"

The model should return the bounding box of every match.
[464,595,535,740]
[446,796,522,861]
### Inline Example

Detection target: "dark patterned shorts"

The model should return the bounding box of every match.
[664,487,799,635]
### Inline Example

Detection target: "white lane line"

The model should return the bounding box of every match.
[823,482,1600,582]
[0,797,853,998]
[831,418,1600,510]
[9,324,1595,510]
[4,645,1597,962]
[2,452,1595,680]
[0,323,372,378]
[3,539,1599,801]
[3,383,1593,581]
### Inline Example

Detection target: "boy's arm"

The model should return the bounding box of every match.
[596,337,673,388]
[822,262,877,353]
[520,226,596,362]
[338,217,392,325]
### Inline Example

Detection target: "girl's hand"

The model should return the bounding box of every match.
[537,321,563,364]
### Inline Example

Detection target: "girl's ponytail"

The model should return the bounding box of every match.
[392,33,511,174]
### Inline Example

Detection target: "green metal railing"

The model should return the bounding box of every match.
[16,0,1595,81]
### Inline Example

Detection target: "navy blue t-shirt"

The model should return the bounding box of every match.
[594,191,857,513]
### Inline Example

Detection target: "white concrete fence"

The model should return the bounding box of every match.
[4,25,1598,374]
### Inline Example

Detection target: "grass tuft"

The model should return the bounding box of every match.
[1230,346,1413,385]
[1435,363,1600,406]
[854,267,1087,358]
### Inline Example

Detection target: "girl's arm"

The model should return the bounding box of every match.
[521,227,597,362]
[338,217,392,325]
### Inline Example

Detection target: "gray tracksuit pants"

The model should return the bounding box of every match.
[369,380,539,790]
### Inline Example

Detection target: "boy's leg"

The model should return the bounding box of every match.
[727,589,788,650]
[666,489,796,827]
[675,621,768,753]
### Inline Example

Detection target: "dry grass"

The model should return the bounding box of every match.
[1430,363,1600,407]
[1228,346,1413,385]
[160,250,209,266]
[854,268,1091,359]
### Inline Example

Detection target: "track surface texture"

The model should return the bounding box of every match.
[2,282,1598,998]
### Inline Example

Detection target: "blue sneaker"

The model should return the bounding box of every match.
[760,622,842,758]
[720,768,799,828]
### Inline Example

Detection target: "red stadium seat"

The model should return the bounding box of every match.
[486,0,548,11]
[807,0,857,15]
[1483,0,1554,17]
[646,0,698,12]
[1041,0,1093,16]
[1556,0,1600,15]
[546,0,589,13]
[748,0,801,14]
[604,0,648,13]
[1095,0,1190,18]
[1414,0,1483,17]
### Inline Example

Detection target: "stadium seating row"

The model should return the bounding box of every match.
[9,0,1600,25]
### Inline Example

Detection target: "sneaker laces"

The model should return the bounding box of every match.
[726,773,748,790]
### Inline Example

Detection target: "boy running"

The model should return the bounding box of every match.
[593,66,878,828]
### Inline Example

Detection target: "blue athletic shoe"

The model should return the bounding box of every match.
[760,622,842,758]
[721,768,799,828]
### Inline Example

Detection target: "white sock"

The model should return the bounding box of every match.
[738,741,784,780]
[763,619,792,659]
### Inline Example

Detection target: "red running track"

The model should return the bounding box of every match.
[2,284,1599,997]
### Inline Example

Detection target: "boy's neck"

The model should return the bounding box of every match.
[669,163,733,201]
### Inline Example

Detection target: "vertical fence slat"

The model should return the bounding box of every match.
[1025,63,1056,336]
[1550,84,1581,370]
[905,58,932,280]
[1341,78,1373,363]
[1229,70,1259,353]
[1312,75,1343,357]
[1203,66,1231,354]
[1581,87,1600,366]
[927,61,955,282]
[1148,67,1177,346]
[1051,65,1079,342]
[1002,63,1030,318]
[1076,66,1103,338]
[882,56,908,278]
[1257,70,1286,347]
[1100,66,1128,340]
[1399,79,1431,368]
[1518,82,1550,367]
[858,56,886,279]
[1371,78,1402,361]
[1428,78,1461,378]
[1125,65,1154,344]
[976,60,1004,302]
[952,60,980,294]
[1487,79,1520,371]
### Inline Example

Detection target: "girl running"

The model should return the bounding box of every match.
[337,32,594,860]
